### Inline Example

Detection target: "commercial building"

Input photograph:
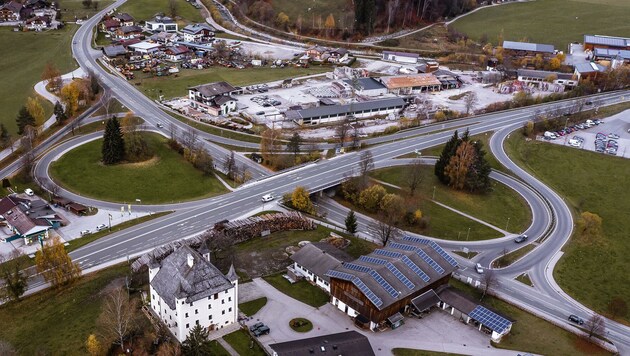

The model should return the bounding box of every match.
[573,62,607,80]
[382,51,419,64]
[592,48,630,65]
[378,74,442,94]
[148,245,238,342]
[269,331,375,356]
[342,77,388,96]
[145,16,178,33]
[502,40,555,59]
[516,69,578,90]
[583,34,630,51]
[285,97,406,125]
[0,196,60,244]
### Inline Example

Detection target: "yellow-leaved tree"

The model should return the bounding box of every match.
[85,334,102,356]
[26,97,45,125]
[35,236,82,288]
[60,81,81,117]
[291,186,314,214]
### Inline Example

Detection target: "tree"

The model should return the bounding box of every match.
[194,148,214,176]
[275,12,289,30]
[54,101,66,123]
[576,211,603,242]
[98,286,137,352]
[523,120,534,137]
[345,210,358,234]
[445,140,476,190]
[60,81,81,117]
[0,123,11,149]
[260,128,281,166]
[26,97,45,124]
[480,269,497,301]
[85,334,102,356]
[357,149,374,189]
[168,0,178,18]
[16,106,35,135]
[124,130,152,162]
[157,342,181,356]
[406,158,423,196]
[0,340,16,356]
[102,117,125,164]
[223,151,237,180]
[35,236,82,288]
[549,57,561,71]
[182,324,213,356]
[466,140,492,193]
[88,70,100,98]
[358,184,386,212]
[369,214,400,246]
[291,186,314,214]
[81,0,92,8]
[585,314,605,339]
[380,193,404,223]
[335,118,351,147]
[463,92,478,115]
[0,251,29,302]
[286,132,302,157]
[324,13,335,37]
[435,130,460,184]
[608,297,628,320]
[41,61,61,91]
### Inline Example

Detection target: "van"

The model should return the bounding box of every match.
[543,131,557,140]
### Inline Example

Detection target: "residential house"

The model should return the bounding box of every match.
[100,19,121,33]
[583,34,630,51]
[188,81,240,116]
[306,46,329,61]
[328,48,350,64]
[23,0,49,10]
[573,62,607,80]
[149,245,238,342]
[502,40,556,59]
[149,31,178,44]
[145,16,177,33]
[382,51,419,64]
[0,196,59,245]
[25,15,50,31]
[165,45,190,61]
[128,41,162,54]
[269,331,375,356]
[181,23,215,43]
[326,236,458,330]
[378,74,442,94]
[0,1,22,22]
[288,242,354,293]
[112,12,134,26]
[285,97,406,125]
[115,25,143,40]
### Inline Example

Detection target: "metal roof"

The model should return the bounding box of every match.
[517,69,575,81]
[269,331,375,356]
[574,62,606,73]
[503,40,555,53]
[343,77,386,91]
[287,97,405,121]
[594,48,630,60]
[383,51,419,59]
[584,35,630,48]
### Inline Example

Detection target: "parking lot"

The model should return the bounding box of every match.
[544,109,630,158]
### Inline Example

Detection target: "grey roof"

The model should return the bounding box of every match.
[287,97,406,121]
[269,331,375,356]
[574,62,607,73]
[594,48,630,60]
[290,242,354,282]
[150,245,233,309]
[326,237,458,310]
[102,45,127,57]
[438,286,513,333]
[226,264,238,282]
[411,289,441,311]
[214,95,235,106]
[343,77,386,91]
[190,81,236,98]
[151,16,175,24]
[119,25,142,34]
[584,35,630,48]
[182,23,215,34]
[383,50,419,59]
[1,1,22,13]
[503,40,555,53]
[114,13,134,22]
[517,69,574,81]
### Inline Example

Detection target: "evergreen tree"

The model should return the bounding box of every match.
[466,140,492,192]
[16,106,35,135]
[54,101,66,123]
[434,130,460,184]
[182,324,213,356]
[345,210,358,234]
[0,123,10,149]
[101,116,125,165]
[286,132,302,157]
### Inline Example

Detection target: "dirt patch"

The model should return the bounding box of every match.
[121,156,160,168]
[97,277,126,297]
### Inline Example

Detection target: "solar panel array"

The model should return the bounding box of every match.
[352,277,383,308]
[402,235,430,244]
[401,256,430,282]
[359,256,387,265]
[429,241,459,267]
[386,262,415,289]
[368,270,399,298]
[374,249,402,258]
[415,249,445,274]
[388,242,417,252]
[469,306,511,334]
[343,262,371,273]
[325,270,354,282]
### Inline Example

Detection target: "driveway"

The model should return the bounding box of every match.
[247,278,525,355]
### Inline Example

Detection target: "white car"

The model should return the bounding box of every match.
[80,230,91,236]
[475,263,484,274]
[95,224,107,231]
[24,188,34,196]
[261,194,274,202]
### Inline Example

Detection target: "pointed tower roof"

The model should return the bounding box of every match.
[226,263,238,282]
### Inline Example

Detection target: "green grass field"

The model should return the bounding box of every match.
[58,0,115,20]
[450,0,630,48]
[133,66,330,99]
[50,132,228,204]
[371,165,531,234]
[238,297,267,316]
[223,329,266,356]
[269,0,350,29]
[118,0,204,23]
[0,26,78,133]
[263,273,330,307]
[505,127,630,323]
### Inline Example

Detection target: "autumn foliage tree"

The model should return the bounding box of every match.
[85,334,102,356]
[60,81,81,117]
[436,129,490,192]
[445,141,475,190]
[324,13,335,37]
[26,97,45,125]
[291,186,314,214]
[576,211,603,242]
[35,236,82,288]
[41,61,62,91]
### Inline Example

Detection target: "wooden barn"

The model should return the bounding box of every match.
[326,236,458,330]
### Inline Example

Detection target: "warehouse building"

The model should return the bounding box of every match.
[285,97,406,125]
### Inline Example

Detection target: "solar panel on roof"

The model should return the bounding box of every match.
[469,305,511,334]
[352,277,383,308]
[401,256,430,282]
[416,249,445,274]
[388,242,417,251]
[359,256,387,265]
[343,262,371,273]
[368,269,399,298]
[386,262,415,289]
[428,241,458,267]
[325,270,354,282]
[374,249,402,258]
[402,235,430,244]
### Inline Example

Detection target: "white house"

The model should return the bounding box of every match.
[128,41,162,54]
[382,51,419,64]
[145,16,178,33]
[181,23,215,43]
[188,81,239,116]
[149,245,238,342]
[288,242,353,293]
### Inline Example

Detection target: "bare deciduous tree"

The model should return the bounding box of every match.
[586,314,605,339]
[98,286,138,352]
[406,158,423,196]
[182,127,198,151]
[368,213,401,246]
[357,149,374,189]
[335,118,351,147]
[480,269,498,301]
[223,152,237,180]
[169,122,178,141]
[464,92,479,116]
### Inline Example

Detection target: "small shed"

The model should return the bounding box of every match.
[67,203,88,216]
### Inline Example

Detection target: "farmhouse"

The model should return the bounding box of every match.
[378,74,442,94]
[145,16,177,33]
[306,46,329,61]
[382,51,419,64]
[269,331,375,356]
[149,245,238,342]
[286,97,406,125]
[0,1,22,22]
[181,23,215,43]
[502,40,555,59]
[288,242,354,293]
[583,34,630,51]
[100,19,120,33]
[326,236,458,330]
[188,81,241,116]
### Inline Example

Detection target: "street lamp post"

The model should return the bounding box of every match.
[466,227,471,241]
[506,217,511,231]
[432,186,436,200]
[108,213,112,232]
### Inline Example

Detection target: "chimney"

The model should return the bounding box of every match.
[187,254,194,268]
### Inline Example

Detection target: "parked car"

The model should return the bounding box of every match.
[24,188,34,196]
[514,234,528,243]
[249,322,264,332]
[475,263,484,274]
[156,123,164,128]
[568,314,584,325]
[261,194,274,202]
[253,325,270,337]
[80,230,91,236]
[96,224,108,231]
